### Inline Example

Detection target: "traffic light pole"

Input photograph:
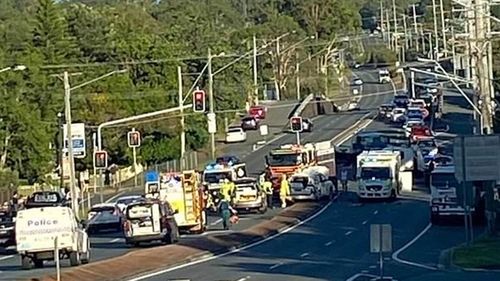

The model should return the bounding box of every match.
[296,131,301,145]
[208,48,216,160]
[132,128,138,188]
[178,66,186,169]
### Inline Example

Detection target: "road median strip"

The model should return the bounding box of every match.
[35,201,325,281]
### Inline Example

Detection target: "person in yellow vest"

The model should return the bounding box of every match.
[221,178,235,201]
[280,174,290,208]
[262,175,274,209]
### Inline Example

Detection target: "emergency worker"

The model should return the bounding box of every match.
[221,178,235,201]
[218,198,236,230]
[262,176,273,209]
[279,174,290,208]
[340,168,349,192]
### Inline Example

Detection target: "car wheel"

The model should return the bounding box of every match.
[21,255,33,270]
[69,251,81,266]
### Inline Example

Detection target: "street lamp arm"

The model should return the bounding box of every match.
[70,69,128,91]
[0,67,11,73]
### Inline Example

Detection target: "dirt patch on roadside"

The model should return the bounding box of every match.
[35,201,324,281]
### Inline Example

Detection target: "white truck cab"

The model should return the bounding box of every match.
[289,166,334,201]
[202,162,246,191]
[356,150,401,200]
[16,206,90,269]
[429,165,466,223]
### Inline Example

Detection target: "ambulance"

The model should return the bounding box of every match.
[202,161,246,192]
[356,150,401,200]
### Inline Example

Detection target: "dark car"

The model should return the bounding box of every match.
[86,203,124,234]
[241,116,259,130]
[0,210,15,250]
[302,118,313,132]
[377,104,394,120]
[393,95,410,108]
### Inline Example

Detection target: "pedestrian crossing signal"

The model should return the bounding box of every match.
[290,116,303,132]
[127,131,141,147]
[193,90,206,112]
[94,151,108,169]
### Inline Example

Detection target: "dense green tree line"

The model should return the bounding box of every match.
[0,0,364,185]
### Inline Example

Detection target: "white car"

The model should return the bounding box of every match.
[391,108,406,123]
[409,99,426,109]
[225,127,247,143]
[353,78,363,85]
[347,100,361,111]
[114,195,145,213]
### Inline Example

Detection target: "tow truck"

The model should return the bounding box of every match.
[265,141,335,190]
[145,170,206,233]
[356,150,401,200]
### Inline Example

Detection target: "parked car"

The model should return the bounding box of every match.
[241,116,259,130]
[225,127,247,143]
[86,203,124,234]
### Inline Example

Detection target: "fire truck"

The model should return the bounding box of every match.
[144,171,206,234]
[265,142,335,190]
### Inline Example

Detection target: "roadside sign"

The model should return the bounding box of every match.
[370,224,392,253]
[260,124,268,136]
[453,135,500,182]
[63,123,86,158]
[207,113,216,134]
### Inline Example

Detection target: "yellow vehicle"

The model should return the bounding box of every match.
[161,171,206,234]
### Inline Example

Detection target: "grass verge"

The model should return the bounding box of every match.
[453,237,500,269]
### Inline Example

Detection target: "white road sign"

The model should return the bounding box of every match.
[453,135,500,182]
[63,123,86,158]
[259,124,268,136]
[207,113,216,134]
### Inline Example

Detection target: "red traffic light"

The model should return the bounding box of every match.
[127,131,141,147]
[94,151,108,169]
[290,116,303,132]
[193,90,206,112]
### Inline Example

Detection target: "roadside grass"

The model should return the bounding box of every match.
[453,237,500,269]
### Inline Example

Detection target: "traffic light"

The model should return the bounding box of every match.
[193,90,206,112]
[290,116,303,132]
[127,131,141,148]
[94,151,108,169]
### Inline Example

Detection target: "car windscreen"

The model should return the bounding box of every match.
[204,171,232,184]
[431,173,458,189]
[127,205,152,219]
[90,206,115,213]
[117,197,143,206]
[228,128,242,133]
[267,153,301,166]
[360,167,391,180]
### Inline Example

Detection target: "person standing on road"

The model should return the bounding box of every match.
[262,176,274,209]
[280,174,290,208]
[340,168,349,192]
[218,198,236,230]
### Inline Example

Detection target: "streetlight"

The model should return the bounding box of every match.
[0,64,27,74]
[56,69,128,217]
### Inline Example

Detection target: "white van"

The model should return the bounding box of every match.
[16,206,90,269]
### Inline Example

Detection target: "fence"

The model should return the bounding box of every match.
[151,151,202,173]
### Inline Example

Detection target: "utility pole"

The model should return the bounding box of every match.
[412,4,419,52]
[432,0,440,57]
[451,26,457,76]
[474,0,493,134]
[275,36,281,101]
[392,0,398,56]
[439,0,447,56]
[403,14,409,50]
[253,35,259,105]
[296,52,300,100]
[380,1,385,43]
[178,66,185,169]
[63,71,79,217]
[429,33,434,59]
[386,9,392,50]
[208,48,215,159]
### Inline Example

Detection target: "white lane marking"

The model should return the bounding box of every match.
[110,238,122,243]
[210,219,222,226]
[362,220,368,225]
[300,252,309,258]
[345,231,353,236]
[346,273,378,281]
[236,276,251,281]
[324,241,333,246]
[127,200,335,281]
[0,255,14,261]
[373,210,378,215]
[269,262,284,270]
[392,223,437,271]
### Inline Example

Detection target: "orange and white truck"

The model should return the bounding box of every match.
[265,141,335,190]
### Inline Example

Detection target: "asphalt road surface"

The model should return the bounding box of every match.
[0,68,392,280]
[120,77,500,281]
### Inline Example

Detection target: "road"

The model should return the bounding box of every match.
[117,74,500,281]
[0,67,391,280]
